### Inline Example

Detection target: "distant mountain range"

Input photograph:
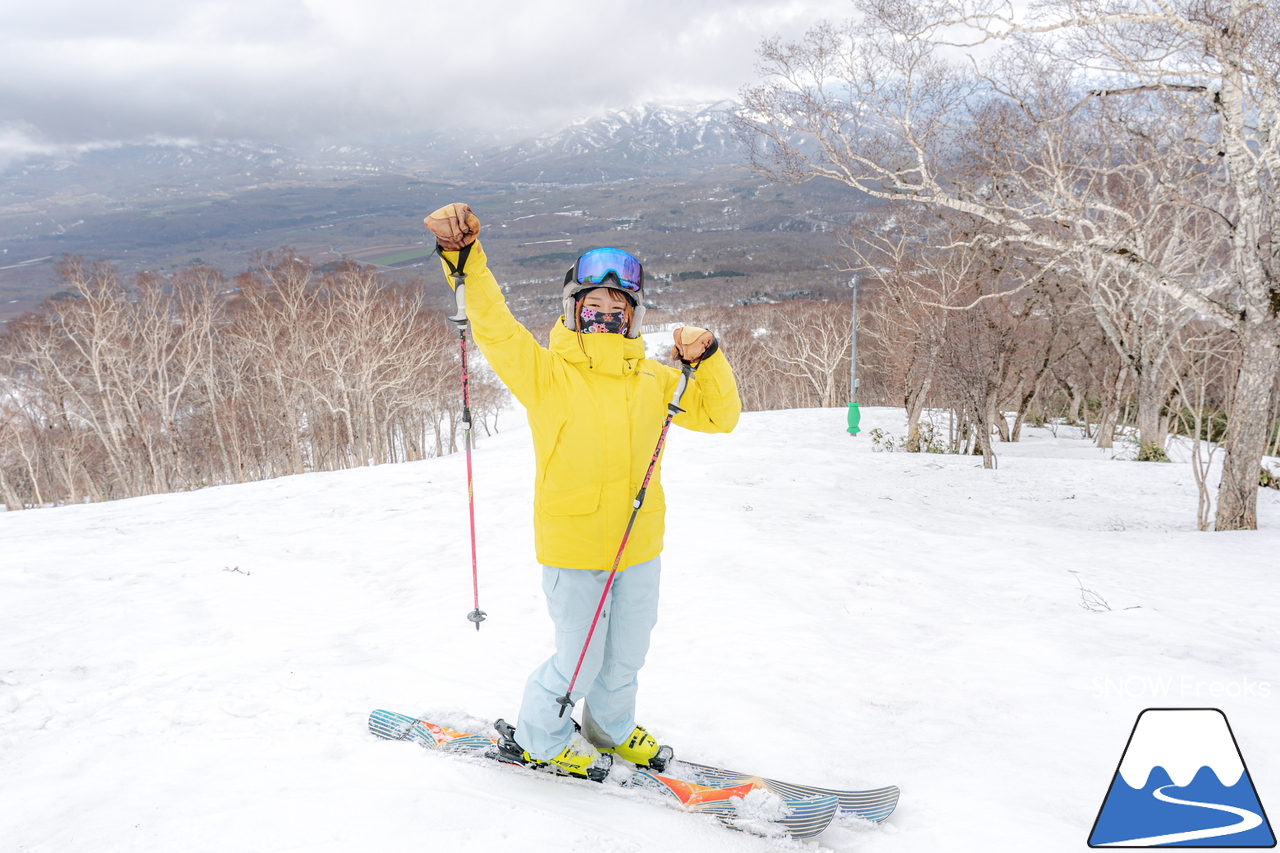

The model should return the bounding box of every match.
[1,102,748,197]
[459,101,744,183]
[1,100,868,314]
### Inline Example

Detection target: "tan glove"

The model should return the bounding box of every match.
[424,203,480,251]
[670,326,717,363]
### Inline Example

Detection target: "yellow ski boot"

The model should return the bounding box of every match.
[599,725,674,772]
[492,720,612,783]
[546,734,613,781]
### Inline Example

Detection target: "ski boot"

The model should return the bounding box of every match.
[492,719,613,783]
[598,725,674,772]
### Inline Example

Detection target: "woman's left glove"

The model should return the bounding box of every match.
[424,203,480,251]
[671,326,718,363]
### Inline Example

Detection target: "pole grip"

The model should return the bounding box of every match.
[668,362,697,417]
[449,280,468,325]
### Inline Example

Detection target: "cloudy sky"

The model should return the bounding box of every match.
[0,0,852,161]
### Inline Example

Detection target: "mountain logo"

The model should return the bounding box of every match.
[1089,708,1275,847]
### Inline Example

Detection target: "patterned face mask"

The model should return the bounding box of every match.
[578,304,630,335]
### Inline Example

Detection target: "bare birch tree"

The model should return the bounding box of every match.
[1171,327,1238,529]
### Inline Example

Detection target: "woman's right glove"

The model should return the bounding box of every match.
[671,326,719,363]
[424,203,480,251]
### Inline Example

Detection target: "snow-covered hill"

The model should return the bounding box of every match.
[2,407,1277,852]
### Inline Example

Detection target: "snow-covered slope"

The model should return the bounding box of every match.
[2,407,1277,852]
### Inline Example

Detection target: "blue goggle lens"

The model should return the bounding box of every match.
[574,248,643,291]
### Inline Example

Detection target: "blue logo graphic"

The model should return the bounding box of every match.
[1090,708,1275,847]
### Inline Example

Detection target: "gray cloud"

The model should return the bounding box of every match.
[0,0,851,161]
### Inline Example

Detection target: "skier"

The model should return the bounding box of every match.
[424,203,741,780]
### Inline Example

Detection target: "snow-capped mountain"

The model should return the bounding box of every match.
[512,102,739,161]
[2,103,746,197]
[462,101,744,182]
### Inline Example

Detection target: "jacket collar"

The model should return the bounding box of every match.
[549,318,645,377]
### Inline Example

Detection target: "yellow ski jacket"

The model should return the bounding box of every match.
[439,241,741,570]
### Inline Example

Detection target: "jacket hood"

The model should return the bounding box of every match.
[550,317,646,377]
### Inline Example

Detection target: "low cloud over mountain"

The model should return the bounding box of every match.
[0,0,851,164]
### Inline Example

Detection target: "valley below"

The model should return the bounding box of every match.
[0,105,876,326]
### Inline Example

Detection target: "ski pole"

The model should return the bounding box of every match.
[440,244,486,631]
[556,361,698,717]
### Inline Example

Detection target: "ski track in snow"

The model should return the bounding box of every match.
[1,406,1278,852]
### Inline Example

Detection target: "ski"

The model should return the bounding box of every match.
[368,709,897,838]
[672,759,899,823]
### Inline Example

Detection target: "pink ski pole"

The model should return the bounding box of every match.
[556,361,698,717]
[441,244,486,631]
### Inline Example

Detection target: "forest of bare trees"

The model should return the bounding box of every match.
[664,301,854,411]
[735,0,1280,529]
[0,255,506,510]
[3,248,1277,519]
[844,207,1280,478]
[0,252,866,511]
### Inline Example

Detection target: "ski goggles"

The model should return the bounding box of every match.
[566,248,644,293]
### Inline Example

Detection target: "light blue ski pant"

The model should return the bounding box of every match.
[515,555,661,761]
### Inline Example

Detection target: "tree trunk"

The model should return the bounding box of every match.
[978,390,999,468]
[1011,379,1041,442]
[1133,363,1172,457]
[976,420,995,468]
[1062,377,1083,424]
[904,376,931,452]
[0,462,21,511]
[1095,409,1118,449]
[1267,394,1280,458]
[1013,373,1051,442]
[1012,406,1031,442]
[1214,323,1280,531]
[993,407,1011,442]
[985,394,1008,443]
[1095,366,1128,449]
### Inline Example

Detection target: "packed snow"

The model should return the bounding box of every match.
[2,406,1277,852]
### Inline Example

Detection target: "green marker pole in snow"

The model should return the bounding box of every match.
[847,276,861,436]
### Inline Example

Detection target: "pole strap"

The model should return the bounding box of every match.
[439,242,473,280]
[440,243,473,325]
